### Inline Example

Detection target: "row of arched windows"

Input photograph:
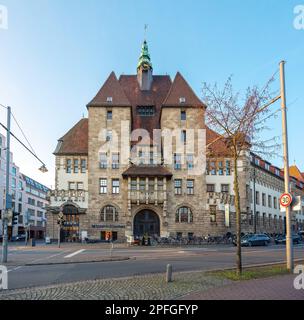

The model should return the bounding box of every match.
[63,204,194,224]
[99,206,194,224]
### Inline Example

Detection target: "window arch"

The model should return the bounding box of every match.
[101,206,119,222]
[63,205,78,215]
[176,207,193,223]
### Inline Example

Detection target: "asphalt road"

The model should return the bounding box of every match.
[1,244,304,290]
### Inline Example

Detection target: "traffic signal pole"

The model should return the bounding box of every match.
[279,61,294,272]
[2,106,11,264]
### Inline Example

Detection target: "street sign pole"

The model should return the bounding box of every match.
[1,106,11,264]
[280,61,294,272]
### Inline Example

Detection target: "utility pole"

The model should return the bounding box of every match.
[253,166,257,234]
[279,61,294,272]
[2,106,11,264]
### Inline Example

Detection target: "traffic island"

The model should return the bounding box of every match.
[25,256,131,266]
[206,260,304,281]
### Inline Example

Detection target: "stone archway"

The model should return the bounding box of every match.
[134,210,160,238]
[61,204,80,242]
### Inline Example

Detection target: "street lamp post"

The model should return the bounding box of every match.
[0,104,48,263]
[1,106,11,264]
[253,166,257,234]
[279,61,294,272]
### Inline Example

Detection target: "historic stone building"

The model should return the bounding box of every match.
[46,41,304,242]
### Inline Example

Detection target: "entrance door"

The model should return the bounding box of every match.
[62,205,80,242]
[134,210,160,237]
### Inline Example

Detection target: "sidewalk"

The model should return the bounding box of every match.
[1,268,303,300]
[181,275,304,300]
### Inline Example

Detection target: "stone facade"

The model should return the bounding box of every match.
[46,41,304,242]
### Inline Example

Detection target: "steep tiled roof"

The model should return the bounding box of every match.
[119,75,172,136]
[289,165,304,183]
[122,165,173,178]
[54,119,88,156]
[87,72,132,108]
[163,72,206,108]
[206,127,232,157]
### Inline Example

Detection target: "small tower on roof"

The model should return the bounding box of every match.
[137,40,153,91]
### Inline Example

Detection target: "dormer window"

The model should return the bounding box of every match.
[179,97,186,104]
[107,97,113,103]
[137,106,155,117]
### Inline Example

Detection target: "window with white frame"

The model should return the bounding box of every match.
[187,154,194,170]
[100,153,108,169]
[226,161,231,175]
[100,179,107,194]
[74,159,79,174]
[218,161,224,175]
[187,180,194,195]
[66,159,72,173]
[174,154,182,170]
[112,179,120,194]
[112,153,120,169]
[174,180,182,195]
[176,207,193,223]
[221,184,229,193]
[101,206,118,222]
[131,179,137,191]
[210,161,216,175]
[81,159,87,173]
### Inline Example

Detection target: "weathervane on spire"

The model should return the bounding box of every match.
[144,24,148,40]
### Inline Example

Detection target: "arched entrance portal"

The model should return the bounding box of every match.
[134,210,160,238]
[61,205,80,242]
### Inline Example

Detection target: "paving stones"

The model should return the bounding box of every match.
[0,271,231,301]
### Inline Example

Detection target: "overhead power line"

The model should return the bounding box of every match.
[0,121,46,168]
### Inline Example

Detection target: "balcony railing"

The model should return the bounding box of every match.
[49,190,88,204]
[130,191,165,204]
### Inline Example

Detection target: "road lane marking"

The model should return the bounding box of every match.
[64,249,85,259]
[6,249,71,273]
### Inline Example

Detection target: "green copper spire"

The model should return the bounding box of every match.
[137,40,153,70]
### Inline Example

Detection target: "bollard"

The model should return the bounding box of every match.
[166,264,173,283]
[110,242,114,257]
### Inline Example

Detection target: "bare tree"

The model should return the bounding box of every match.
[203,76,280,275]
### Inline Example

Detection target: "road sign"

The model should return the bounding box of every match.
[291,196,302,212]
[281,196,304,212]
[280,193,293,208]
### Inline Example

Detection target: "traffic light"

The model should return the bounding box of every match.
[12,212,20,226]
[7,209,13,227]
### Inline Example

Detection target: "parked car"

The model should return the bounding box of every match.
[16,234,26,242]
[11,234,26,242]
[275,234,301,245]
[234,234,271,247]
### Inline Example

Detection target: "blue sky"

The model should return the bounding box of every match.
[0,0,303,187]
